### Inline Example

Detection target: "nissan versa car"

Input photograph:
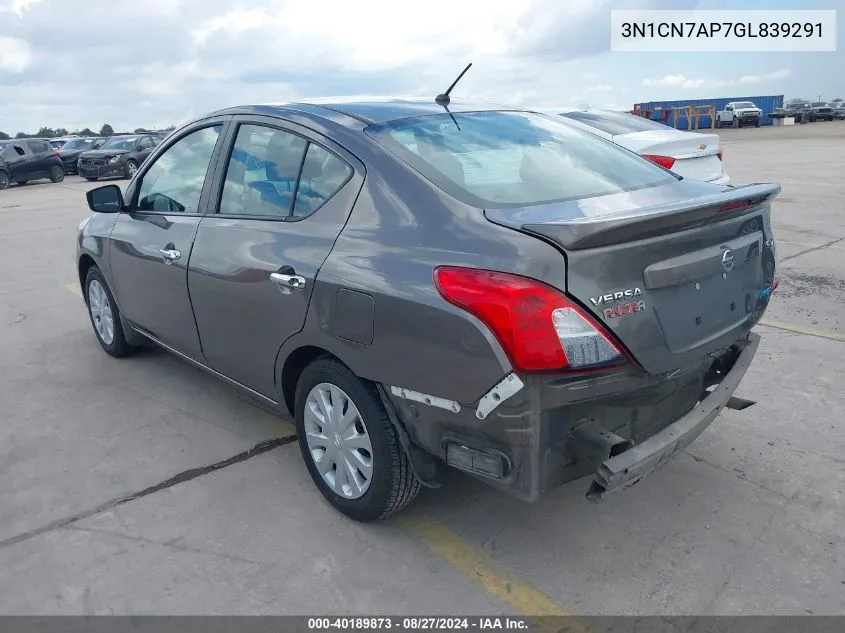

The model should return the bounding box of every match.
[77,134,161,181]
[75,98,779,522]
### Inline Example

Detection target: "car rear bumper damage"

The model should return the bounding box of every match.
[387,332,760,503]
[586,331,759,500]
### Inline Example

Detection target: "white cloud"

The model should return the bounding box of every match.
[0,36,31,72]
[586,84,613,92]
[642,68,791,90]
[2,0,44,17]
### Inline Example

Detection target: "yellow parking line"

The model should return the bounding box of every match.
[64,283,82,298]
[759,319,845,342]
[398,513,589,631]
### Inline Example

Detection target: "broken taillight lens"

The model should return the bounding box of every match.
[433,266,627,373]
[641,154,676,170]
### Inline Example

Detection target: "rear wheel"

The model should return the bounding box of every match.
[294,357,420,522]
[0,170,9,190]
[49,165,64,183]
[84,266,136,358]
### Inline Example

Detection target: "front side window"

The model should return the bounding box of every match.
[367,110,676,209]
[138,137,154,150]
[136,125,222,214]
[26,140,49,153]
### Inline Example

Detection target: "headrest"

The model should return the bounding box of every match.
[266,132,305,182]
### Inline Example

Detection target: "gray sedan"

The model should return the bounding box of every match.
[76,99,780,521]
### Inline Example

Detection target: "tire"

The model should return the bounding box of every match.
[84,266,136,358]
[49,165,64,183]
[294,357,420,522]
[0,170,9,190]
[755,119,760,128]
[732,117,739,128]
[85,177,98,182]
[125,160,138,179]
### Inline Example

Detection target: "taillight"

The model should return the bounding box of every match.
[53,150,60,157]
[433,266,626,373]
[641,154,676,170]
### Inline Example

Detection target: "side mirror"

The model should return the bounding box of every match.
[86,184,124,213]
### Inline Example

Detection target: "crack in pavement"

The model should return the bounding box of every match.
[0,435,297,553]
[779,236,845,263]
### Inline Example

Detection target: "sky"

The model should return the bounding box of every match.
[0,0,841,134]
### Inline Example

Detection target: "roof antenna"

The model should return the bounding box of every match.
[435,62,472,107]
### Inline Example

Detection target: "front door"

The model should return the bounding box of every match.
[187,118,363,397]
[108,122,228,360]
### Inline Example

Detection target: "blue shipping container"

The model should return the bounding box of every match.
[633,95,784,129]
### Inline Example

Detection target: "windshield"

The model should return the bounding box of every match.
[733,102,756,109]
[61,139,93,151]
[50,140,66,148]
[100,137,138,150]
[811,102,828,107]
[366,110,677,209]
[560,110,672,136]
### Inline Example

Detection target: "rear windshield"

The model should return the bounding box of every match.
[560,110,673,136]
[366,110,676,208]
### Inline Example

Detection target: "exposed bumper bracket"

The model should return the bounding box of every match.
[476,373,524,420]
[586,332,760,502]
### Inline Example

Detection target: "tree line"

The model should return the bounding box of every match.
[0,123,175,141]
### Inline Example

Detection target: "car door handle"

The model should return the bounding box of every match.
[269,272,306,289]
[160,248,181,261]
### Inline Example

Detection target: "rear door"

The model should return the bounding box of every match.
[25,140,53,178]
[108,119,230,360]
[187,116,363,397]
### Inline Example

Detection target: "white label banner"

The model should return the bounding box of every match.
[611,10,837,52]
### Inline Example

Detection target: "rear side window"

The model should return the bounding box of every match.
[366,111,676,209]
[27,140,50,153]
[292,144,353,218]
[560,110,673,136]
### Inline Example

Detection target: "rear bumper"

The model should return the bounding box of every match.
[586,332,759,500]
[391,333,760,502]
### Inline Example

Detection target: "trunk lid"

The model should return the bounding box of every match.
[616,130,725,182]
[484,180,780,375]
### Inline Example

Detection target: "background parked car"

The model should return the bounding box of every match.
[545,108,730,185]
[834,104,845,120]
[0,138,64,189]
[809,102,835,121]
[716,101,762,128]
[77,134,163,181]
[57,137,106,174]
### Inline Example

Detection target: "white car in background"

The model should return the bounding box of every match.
[540,108,731,186]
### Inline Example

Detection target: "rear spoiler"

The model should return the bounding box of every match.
[520,183,780,251]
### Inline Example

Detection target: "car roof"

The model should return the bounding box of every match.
[206,97,526,128]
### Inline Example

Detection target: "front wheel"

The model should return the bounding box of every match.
[84,266,136,358]
[294,358,420,522]
[49,165,64,183]
[125,160,138,179]
[755,119,760,128]
[732,117,739,128]
[0,170,9,190]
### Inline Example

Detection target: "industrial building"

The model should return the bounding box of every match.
[633,95,784,129]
